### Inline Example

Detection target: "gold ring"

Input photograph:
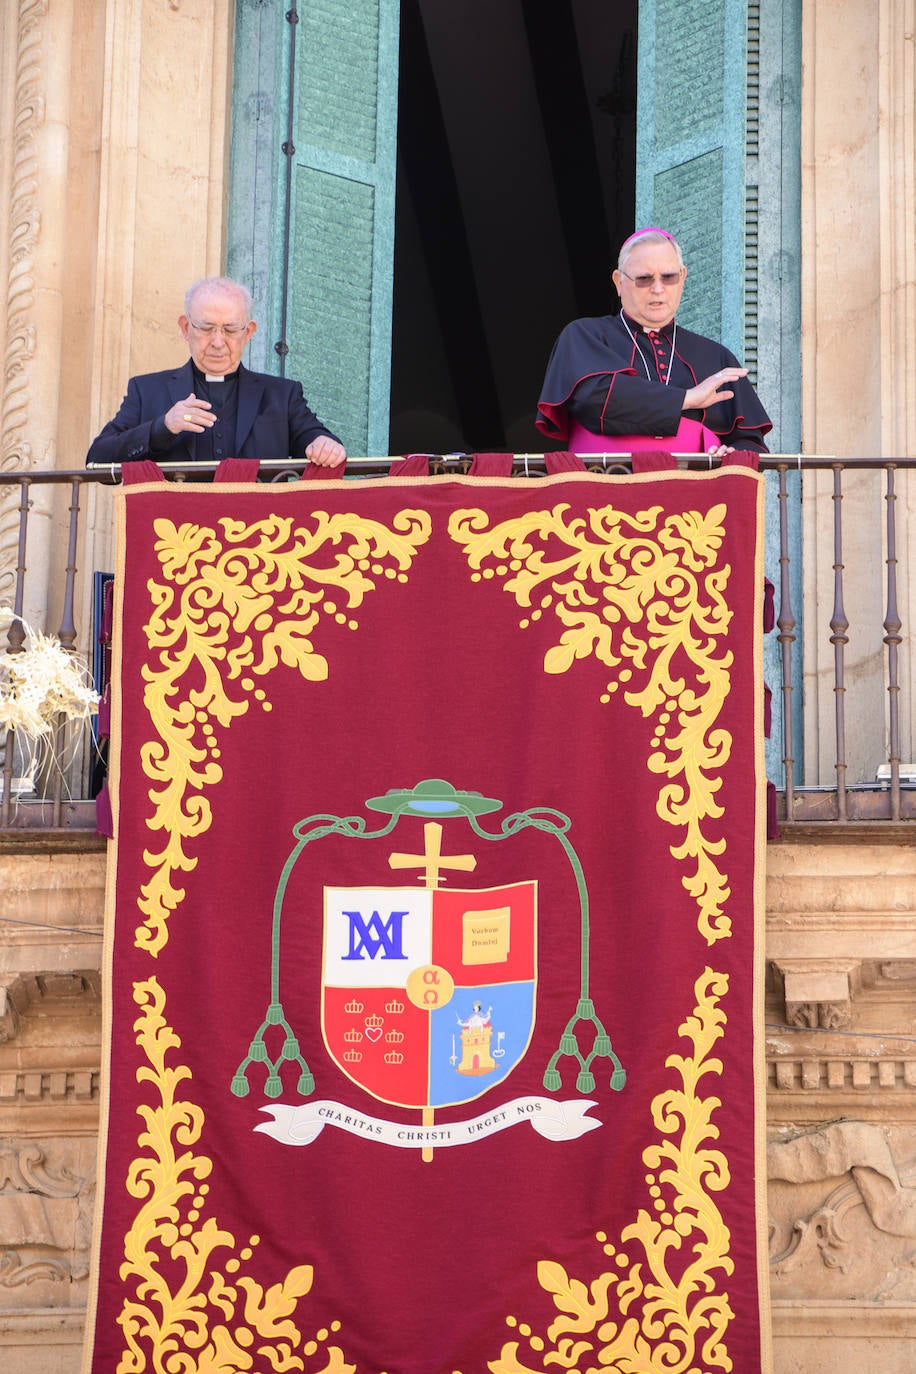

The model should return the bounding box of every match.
[183,413,192,421]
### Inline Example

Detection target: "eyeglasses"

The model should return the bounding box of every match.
[187,320,250,337]
[619,271,683,289]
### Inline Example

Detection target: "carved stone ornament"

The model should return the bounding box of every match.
[0,971,100,1048]
[772,959,863,1030]
[768,1121,916,1300]
[0,1144,92,1301]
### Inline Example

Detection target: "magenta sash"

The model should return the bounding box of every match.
[567,415,721,455]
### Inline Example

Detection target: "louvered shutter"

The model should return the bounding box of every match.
[228,0,400,456]
[635,0,750,358]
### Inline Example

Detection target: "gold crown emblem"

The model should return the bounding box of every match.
[344,998,365,1015]
[385,1029,405,1043]
[343,1049,363,1063]
[384,1050,404,1064]
[385,997,405,1014]
[364,1013,384,1029]
[344,1029,363,1043]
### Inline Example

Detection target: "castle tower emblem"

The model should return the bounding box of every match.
[456,1002,496,1075]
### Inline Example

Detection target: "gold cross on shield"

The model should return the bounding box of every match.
[388,821,476,889]
[387,820,477,1160]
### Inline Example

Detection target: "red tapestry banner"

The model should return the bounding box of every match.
[84,468,771,1374]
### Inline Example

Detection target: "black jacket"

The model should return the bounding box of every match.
[86,360,340,465]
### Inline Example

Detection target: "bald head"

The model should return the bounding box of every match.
[185,276,253,319]
[179,277,257,375]
[617,229,684,276]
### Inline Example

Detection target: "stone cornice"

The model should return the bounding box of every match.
[0,970,100,1043]
[771,1299,916,1336]
[0,1066,99,1109]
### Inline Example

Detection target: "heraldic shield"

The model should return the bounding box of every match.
[232,779,626,1121]
[323,880,536,1110]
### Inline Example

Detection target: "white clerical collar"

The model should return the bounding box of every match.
[621,310,675,338]
[205,373,228,383]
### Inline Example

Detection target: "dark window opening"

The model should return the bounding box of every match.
[390,0,637,455]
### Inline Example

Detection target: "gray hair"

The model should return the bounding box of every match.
[184,276,253,319]
[617,229,684,275]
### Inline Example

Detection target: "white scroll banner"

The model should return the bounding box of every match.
[255,1096,601,1149]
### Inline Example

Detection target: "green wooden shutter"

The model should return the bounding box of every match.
[229,0,400,457]
[636,0,750,357]
[754,0,803,784]
[227,0,287,376]
[638,0,803,786]
[752,0,802,453]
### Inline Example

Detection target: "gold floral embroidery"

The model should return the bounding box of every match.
[449,501,736,944]
[491,968,733,1373]
[119,970,732,1372]
[120,978,355,1374]
[135,509,431,956]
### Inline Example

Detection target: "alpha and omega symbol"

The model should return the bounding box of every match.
[406,963,456,1009]
[396,822,467,1012]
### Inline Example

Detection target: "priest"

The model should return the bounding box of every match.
[536,228,771,457]
[86,276,346,471]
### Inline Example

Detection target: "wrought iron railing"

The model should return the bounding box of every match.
[1,455,914,831]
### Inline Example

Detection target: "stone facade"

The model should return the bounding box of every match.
[4,836,916,1371]
[0,843,104,1374]
[766,835,916,1364]
[0,0,233,634]
[800,0,916,783]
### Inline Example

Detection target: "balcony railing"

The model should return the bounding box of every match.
[1,455,914,832]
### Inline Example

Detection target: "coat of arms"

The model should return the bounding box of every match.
[323,875,536,1109]
[233,780,625,1155]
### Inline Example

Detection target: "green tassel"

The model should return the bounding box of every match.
[265,1074,283,1099]
[576,1069,595,1093]
[610,1067,627,1091]
[230,1073,249,1098]
[297,1069,315,1095]
[543,1067,562,1092]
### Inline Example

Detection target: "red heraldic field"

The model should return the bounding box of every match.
[84,466,771,1374]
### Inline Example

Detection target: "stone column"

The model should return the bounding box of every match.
[82,0,234,622]
[0,0,233,643]
[0,0,106,634]
[877,0,916,760]
[800,0,916,785]
[0,0,58,625]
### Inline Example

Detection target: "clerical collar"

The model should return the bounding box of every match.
[620,310,676,338]
[618,311,676,385]
[192,363,238,385]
